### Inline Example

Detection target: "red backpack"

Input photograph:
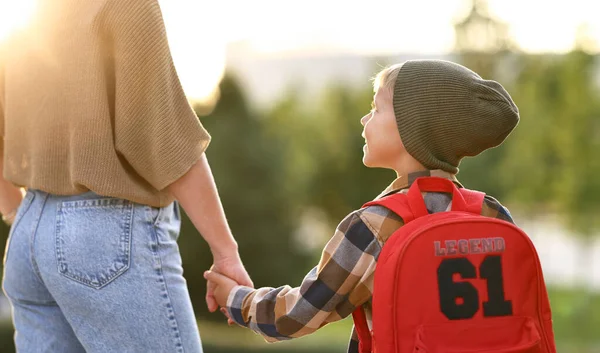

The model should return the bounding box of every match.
[352,177,556,353]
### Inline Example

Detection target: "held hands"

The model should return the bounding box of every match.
[204,268,239,308]
[204,251,253,325]
[203,269,239,324]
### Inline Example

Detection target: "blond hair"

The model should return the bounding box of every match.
[372,63,404,97]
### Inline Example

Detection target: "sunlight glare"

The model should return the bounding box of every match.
[159,0,226,104]
[488,0,600,53]
[0,0,37,42]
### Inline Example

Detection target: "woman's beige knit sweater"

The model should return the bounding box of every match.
[0,0,210,207]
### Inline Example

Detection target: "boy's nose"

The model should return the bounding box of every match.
[360,114,369,126]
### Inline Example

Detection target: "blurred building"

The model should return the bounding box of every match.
[225,40,452,108]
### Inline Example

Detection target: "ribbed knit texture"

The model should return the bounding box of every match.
[393,60,519,174]
[0,0,210,207]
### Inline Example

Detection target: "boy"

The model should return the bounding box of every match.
[204,59,519,352]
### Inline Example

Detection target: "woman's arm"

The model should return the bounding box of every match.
[167,153,253,312]
[0,153,23,225]
[105,0,252,311]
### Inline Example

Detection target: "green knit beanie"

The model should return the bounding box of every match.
[392,60,519,174]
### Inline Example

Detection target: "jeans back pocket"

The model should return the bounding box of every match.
[56,198,133,289]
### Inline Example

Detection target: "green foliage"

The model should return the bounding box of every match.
[453,1,600,236]
[185,74,312,320]
[262,80,394,226]
[500,52,600,235]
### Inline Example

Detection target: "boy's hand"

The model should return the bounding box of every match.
[220,307,235,326]
[204,270,239,309]
[206,255,253,312]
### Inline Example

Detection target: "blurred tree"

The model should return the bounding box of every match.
[263,77,394,253]
[454,0,514,76]
[182,73,311,320]
[453,0,516,200]
[503,51,600,227]
[308,84,393,221]
[497,55,560,210]
[500,47,600,338]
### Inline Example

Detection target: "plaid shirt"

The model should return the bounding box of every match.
[226,170,514,352]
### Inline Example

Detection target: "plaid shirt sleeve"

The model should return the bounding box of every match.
[226,210,382,342]
[483,195,515,224]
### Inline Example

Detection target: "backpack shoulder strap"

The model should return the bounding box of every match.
[363,192,415,224]
[352,307,373,353]
[362,183,486,223]
[459,188,486,215]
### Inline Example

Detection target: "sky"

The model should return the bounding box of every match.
[159,0,600,101]
[1,0,599,101]
[160,0,600,54]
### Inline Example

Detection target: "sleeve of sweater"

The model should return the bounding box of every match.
[106,0,211,191]
[0,46,5,157]
[0,46,5,138]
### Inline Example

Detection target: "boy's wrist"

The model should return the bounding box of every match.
[226,285,254,327]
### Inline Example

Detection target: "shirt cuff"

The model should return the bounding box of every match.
[226,285,254,327]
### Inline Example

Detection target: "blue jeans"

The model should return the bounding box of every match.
[2,190,203,352]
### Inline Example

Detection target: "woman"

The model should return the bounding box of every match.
[0,0,251,352]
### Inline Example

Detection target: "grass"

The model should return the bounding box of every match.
[547,287,600,350]
[199,288,600,353]
[0,288,598,353]
[199,317,352,353]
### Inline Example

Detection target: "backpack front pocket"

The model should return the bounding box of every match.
[412,316,541,353]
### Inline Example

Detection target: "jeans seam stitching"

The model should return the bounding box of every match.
[9,297,58,306]
[150,222,185,352]
[60,198,126,209]
[153,205,165,227]
[30,193,49,284]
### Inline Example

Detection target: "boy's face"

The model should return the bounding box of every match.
[360,88,405,169]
